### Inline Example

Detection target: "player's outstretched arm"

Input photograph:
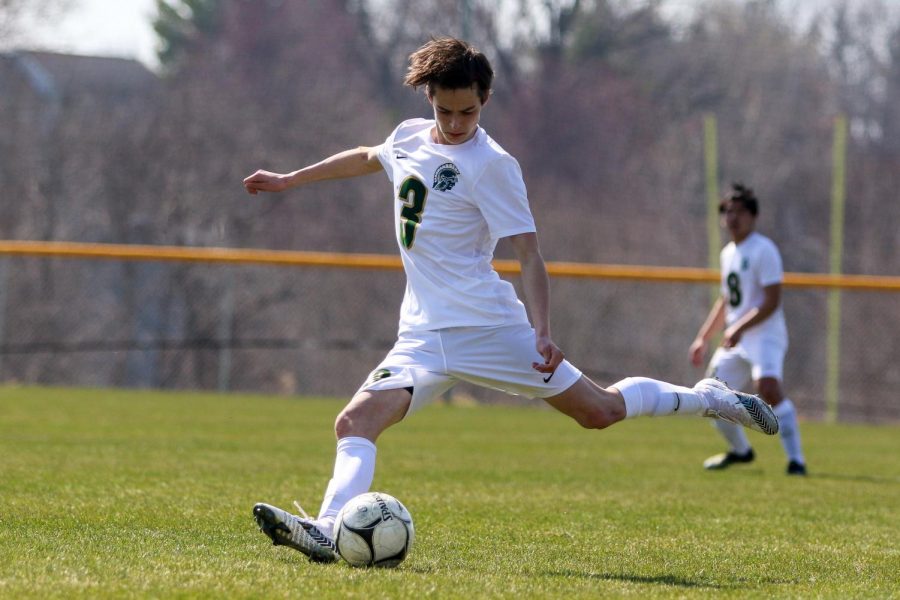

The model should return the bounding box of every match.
[243,146,383,195]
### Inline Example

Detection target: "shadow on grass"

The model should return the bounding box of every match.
[405,565,795,590]
[806,472,900,485]
[701,468,899,485]
[542,571,741,589]
[547,570,800,590]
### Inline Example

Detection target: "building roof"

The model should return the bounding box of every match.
[0,50,158,101]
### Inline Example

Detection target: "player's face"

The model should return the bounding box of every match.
[427,85,486,145]
[721,200,756,243]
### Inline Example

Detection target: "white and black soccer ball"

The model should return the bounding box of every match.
[333,492,414,568]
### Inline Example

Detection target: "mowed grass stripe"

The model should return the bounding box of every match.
[0,386,897,599]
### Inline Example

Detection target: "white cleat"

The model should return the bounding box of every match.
[694,378,779,435]
[253,502,338,563]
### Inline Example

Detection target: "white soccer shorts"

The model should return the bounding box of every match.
[707,334,787,391]
[356,324,583,415]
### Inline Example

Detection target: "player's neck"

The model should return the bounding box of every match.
[732,230,754,244]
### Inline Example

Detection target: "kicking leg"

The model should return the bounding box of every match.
[542,376,626,429]
[544,374,777,434]
[543,374,721,428]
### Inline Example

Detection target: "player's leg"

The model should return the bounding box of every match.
[756,377,806,475]
[446,324,775,432]
[546,374,769,429]
[703,347,756,469]
[254,331,455,561]
[750,340,807,475]
[252,387,411,563]
[316,387,415,533]
[706,420,755,469]
[543,376,712,427]
[542,375,626,428]
[313,359,455,532]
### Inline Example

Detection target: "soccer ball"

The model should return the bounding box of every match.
[333,492,415,568]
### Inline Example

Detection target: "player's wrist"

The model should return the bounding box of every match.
[283,171,302,188]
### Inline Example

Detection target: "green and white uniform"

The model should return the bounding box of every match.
[711,231,787,384]
[359,118,581,413]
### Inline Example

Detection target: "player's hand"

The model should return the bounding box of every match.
[722,325,742,348]
[243,169,289,195]
[532,334,564,375]
[689,338,707,367]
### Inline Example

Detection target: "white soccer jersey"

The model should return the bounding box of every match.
[720,231,787,343]
[376,119,536,333]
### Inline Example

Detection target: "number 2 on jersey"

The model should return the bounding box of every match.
[398,176,428,249]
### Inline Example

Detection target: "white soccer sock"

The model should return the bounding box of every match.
[615,377,707,418]
[713,419,752,454]
[316,436,377,534]
[773,399,805,464]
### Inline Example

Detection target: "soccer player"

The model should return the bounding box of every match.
[243,38,779,563]
[689,183,807,476]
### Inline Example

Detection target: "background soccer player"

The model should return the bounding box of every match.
[689,183,807,475]
[243,38,778,563]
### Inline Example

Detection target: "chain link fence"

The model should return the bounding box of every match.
[0,251,896,423]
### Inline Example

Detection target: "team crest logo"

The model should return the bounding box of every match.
[367,368,392,385]
[433,163,460,191]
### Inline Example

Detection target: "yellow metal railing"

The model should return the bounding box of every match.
[1,240,899,291]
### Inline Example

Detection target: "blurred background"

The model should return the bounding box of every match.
[0,0,897,422]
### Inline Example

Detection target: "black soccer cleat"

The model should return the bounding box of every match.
[786,461,808,476]
[703,448,756,470]
[253,502,338,563]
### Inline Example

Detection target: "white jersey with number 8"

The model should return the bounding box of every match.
[719,231,787,344]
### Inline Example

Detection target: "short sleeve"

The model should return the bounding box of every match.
[474,156,536,240]
[377,123,403,183]
[375,142,388,171]
[757,240,784,287]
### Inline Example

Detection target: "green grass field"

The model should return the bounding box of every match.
[1,386,898,599]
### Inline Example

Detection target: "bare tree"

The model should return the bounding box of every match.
[2,0,898,419]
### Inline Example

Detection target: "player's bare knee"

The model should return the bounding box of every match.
[335,406,380,439]
[334,397,371,438]
[334,408,356,439]
[335,389,410,440]
[762,394,783,407]
[575,406,618,430]
[756,379,783,406]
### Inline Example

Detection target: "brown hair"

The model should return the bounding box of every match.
[404,37,493,103]
[719,182,759,216]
